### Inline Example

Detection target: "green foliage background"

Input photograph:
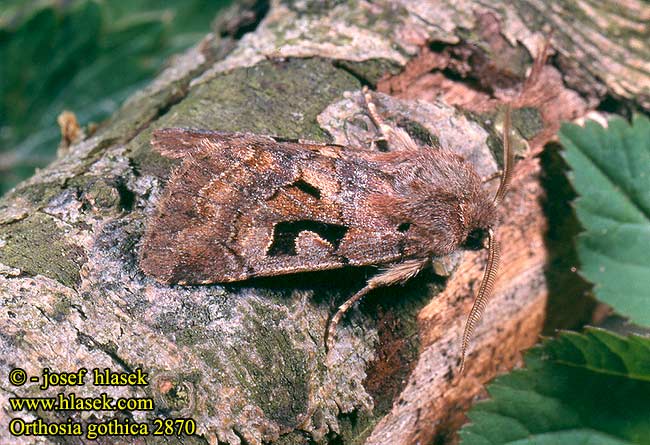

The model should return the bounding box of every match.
[460,329,650,445]
[0,0,231,195]
[461,116,650,445]
[560,116,650,326]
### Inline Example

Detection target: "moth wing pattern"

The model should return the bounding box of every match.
[140,129,417,284]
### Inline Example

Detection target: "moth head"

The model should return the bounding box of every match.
[459,192,498,249]
[462,103,513,249]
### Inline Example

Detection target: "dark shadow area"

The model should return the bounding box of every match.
[234,264,376,308]
[218,0,270,40]
[362,269,443,415]
[539,142,596,334]
[596,93,636,121]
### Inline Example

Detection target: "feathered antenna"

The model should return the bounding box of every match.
[459,228,500,373]
[493,105,513,206]
[459,105,512,373]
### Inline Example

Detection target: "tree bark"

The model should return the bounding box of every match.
[1,1,648,444]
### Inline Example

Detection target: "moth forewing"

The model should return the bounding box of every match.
[140,130,431,284]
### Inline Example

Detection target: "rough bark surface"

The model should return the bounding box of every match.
[1,1,648,444]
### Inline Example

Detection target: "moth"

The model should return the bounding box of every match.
[139,87,513,372]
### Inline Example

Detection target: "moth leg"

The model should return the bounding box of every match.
[362,86,419,151]
[326,258,428,352]
[481,170,502,184]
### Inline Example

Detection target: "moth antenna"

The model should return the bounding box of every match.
[459,228,500,374]
[493,105,513,206]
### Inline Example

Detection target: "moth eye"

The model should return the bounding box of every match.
[267,220,348,256]
[397,222,411,233]
[292,179,321,199]
[464,228,488,250]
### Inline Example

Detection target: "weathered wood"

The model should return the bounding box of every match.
[1,1,648,444]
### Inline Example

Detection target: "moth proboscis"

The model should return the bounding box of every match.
[139,87,513,373]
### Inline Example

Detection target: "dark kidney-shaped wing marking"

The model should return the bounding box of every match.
[139,129,421,285]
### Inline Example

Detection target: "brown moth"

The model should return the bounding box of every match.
[139,87,513,371]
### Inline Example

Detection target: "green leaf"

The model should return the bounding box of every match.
[0,0,232,195]
[559,115,650,326]
[459,328,650,445]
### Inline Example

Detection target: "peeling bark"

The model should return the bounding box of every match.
[1,1,648,444]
